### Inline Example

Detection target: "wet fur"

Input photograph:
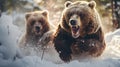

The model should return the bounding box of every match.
[54,1,106,62]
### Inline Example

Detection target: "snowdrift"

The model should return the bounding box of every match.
[0,13,120,67]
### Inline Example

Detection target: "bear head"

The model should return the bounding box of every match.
[25,10,50,37]
[61,1,100,38]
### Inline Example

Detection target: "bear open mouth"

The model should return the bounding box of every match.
[36,30,40,33]
[71,26,80,38]
[71,26,79,34]
[35,29,41,35]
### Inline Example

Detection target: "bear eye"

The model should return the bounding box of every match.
[31,20,35,25]
[88,21,94,27]
[38,20,44,25]
[79,13,85,18]
[67,11,73,17]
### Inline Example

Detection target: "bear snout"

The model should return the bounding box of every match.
[69,19,77,25]
[35,26,40,31]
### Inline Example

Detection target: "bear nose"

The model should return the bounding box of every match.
[70,20,76,25]
[35,26,40,30]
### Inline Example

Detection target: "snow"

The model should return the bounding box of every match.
[105,29,120,43]
[0,13,120,67]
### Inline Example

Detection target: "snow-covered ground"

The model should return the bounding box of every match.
[0,13,120,67]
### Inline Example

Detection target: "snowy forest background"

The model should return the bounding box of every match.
[0,0,120,67]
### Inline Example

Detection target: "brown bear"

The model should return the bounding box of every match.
[19,10,51,48]
[54,1,106,62]
[18,10,61,61]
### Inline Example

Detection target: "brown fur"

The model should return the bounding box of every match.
[19,10,50,47]
[54,1,106,62]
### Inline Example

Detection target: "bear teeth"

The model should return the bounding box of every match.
[36,30,40,33]
[71,26,79,34]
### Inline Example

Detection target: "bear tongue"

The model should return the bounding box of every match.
[36,30,40,33]
[72,26,79,34]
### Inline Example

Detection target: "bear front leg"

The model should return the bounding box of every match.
[87,39,106,57]
[71,39,90,54]
[54,40,72,62]
[59,50,72,62]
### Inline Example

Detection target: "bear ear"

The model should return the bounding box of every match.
[42,10,48,17]
[65,1,72,7]
[25,13,31,20]
[88,1,96,9]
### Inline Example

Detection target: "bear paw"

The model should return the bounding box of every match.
[59,53,72,62]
